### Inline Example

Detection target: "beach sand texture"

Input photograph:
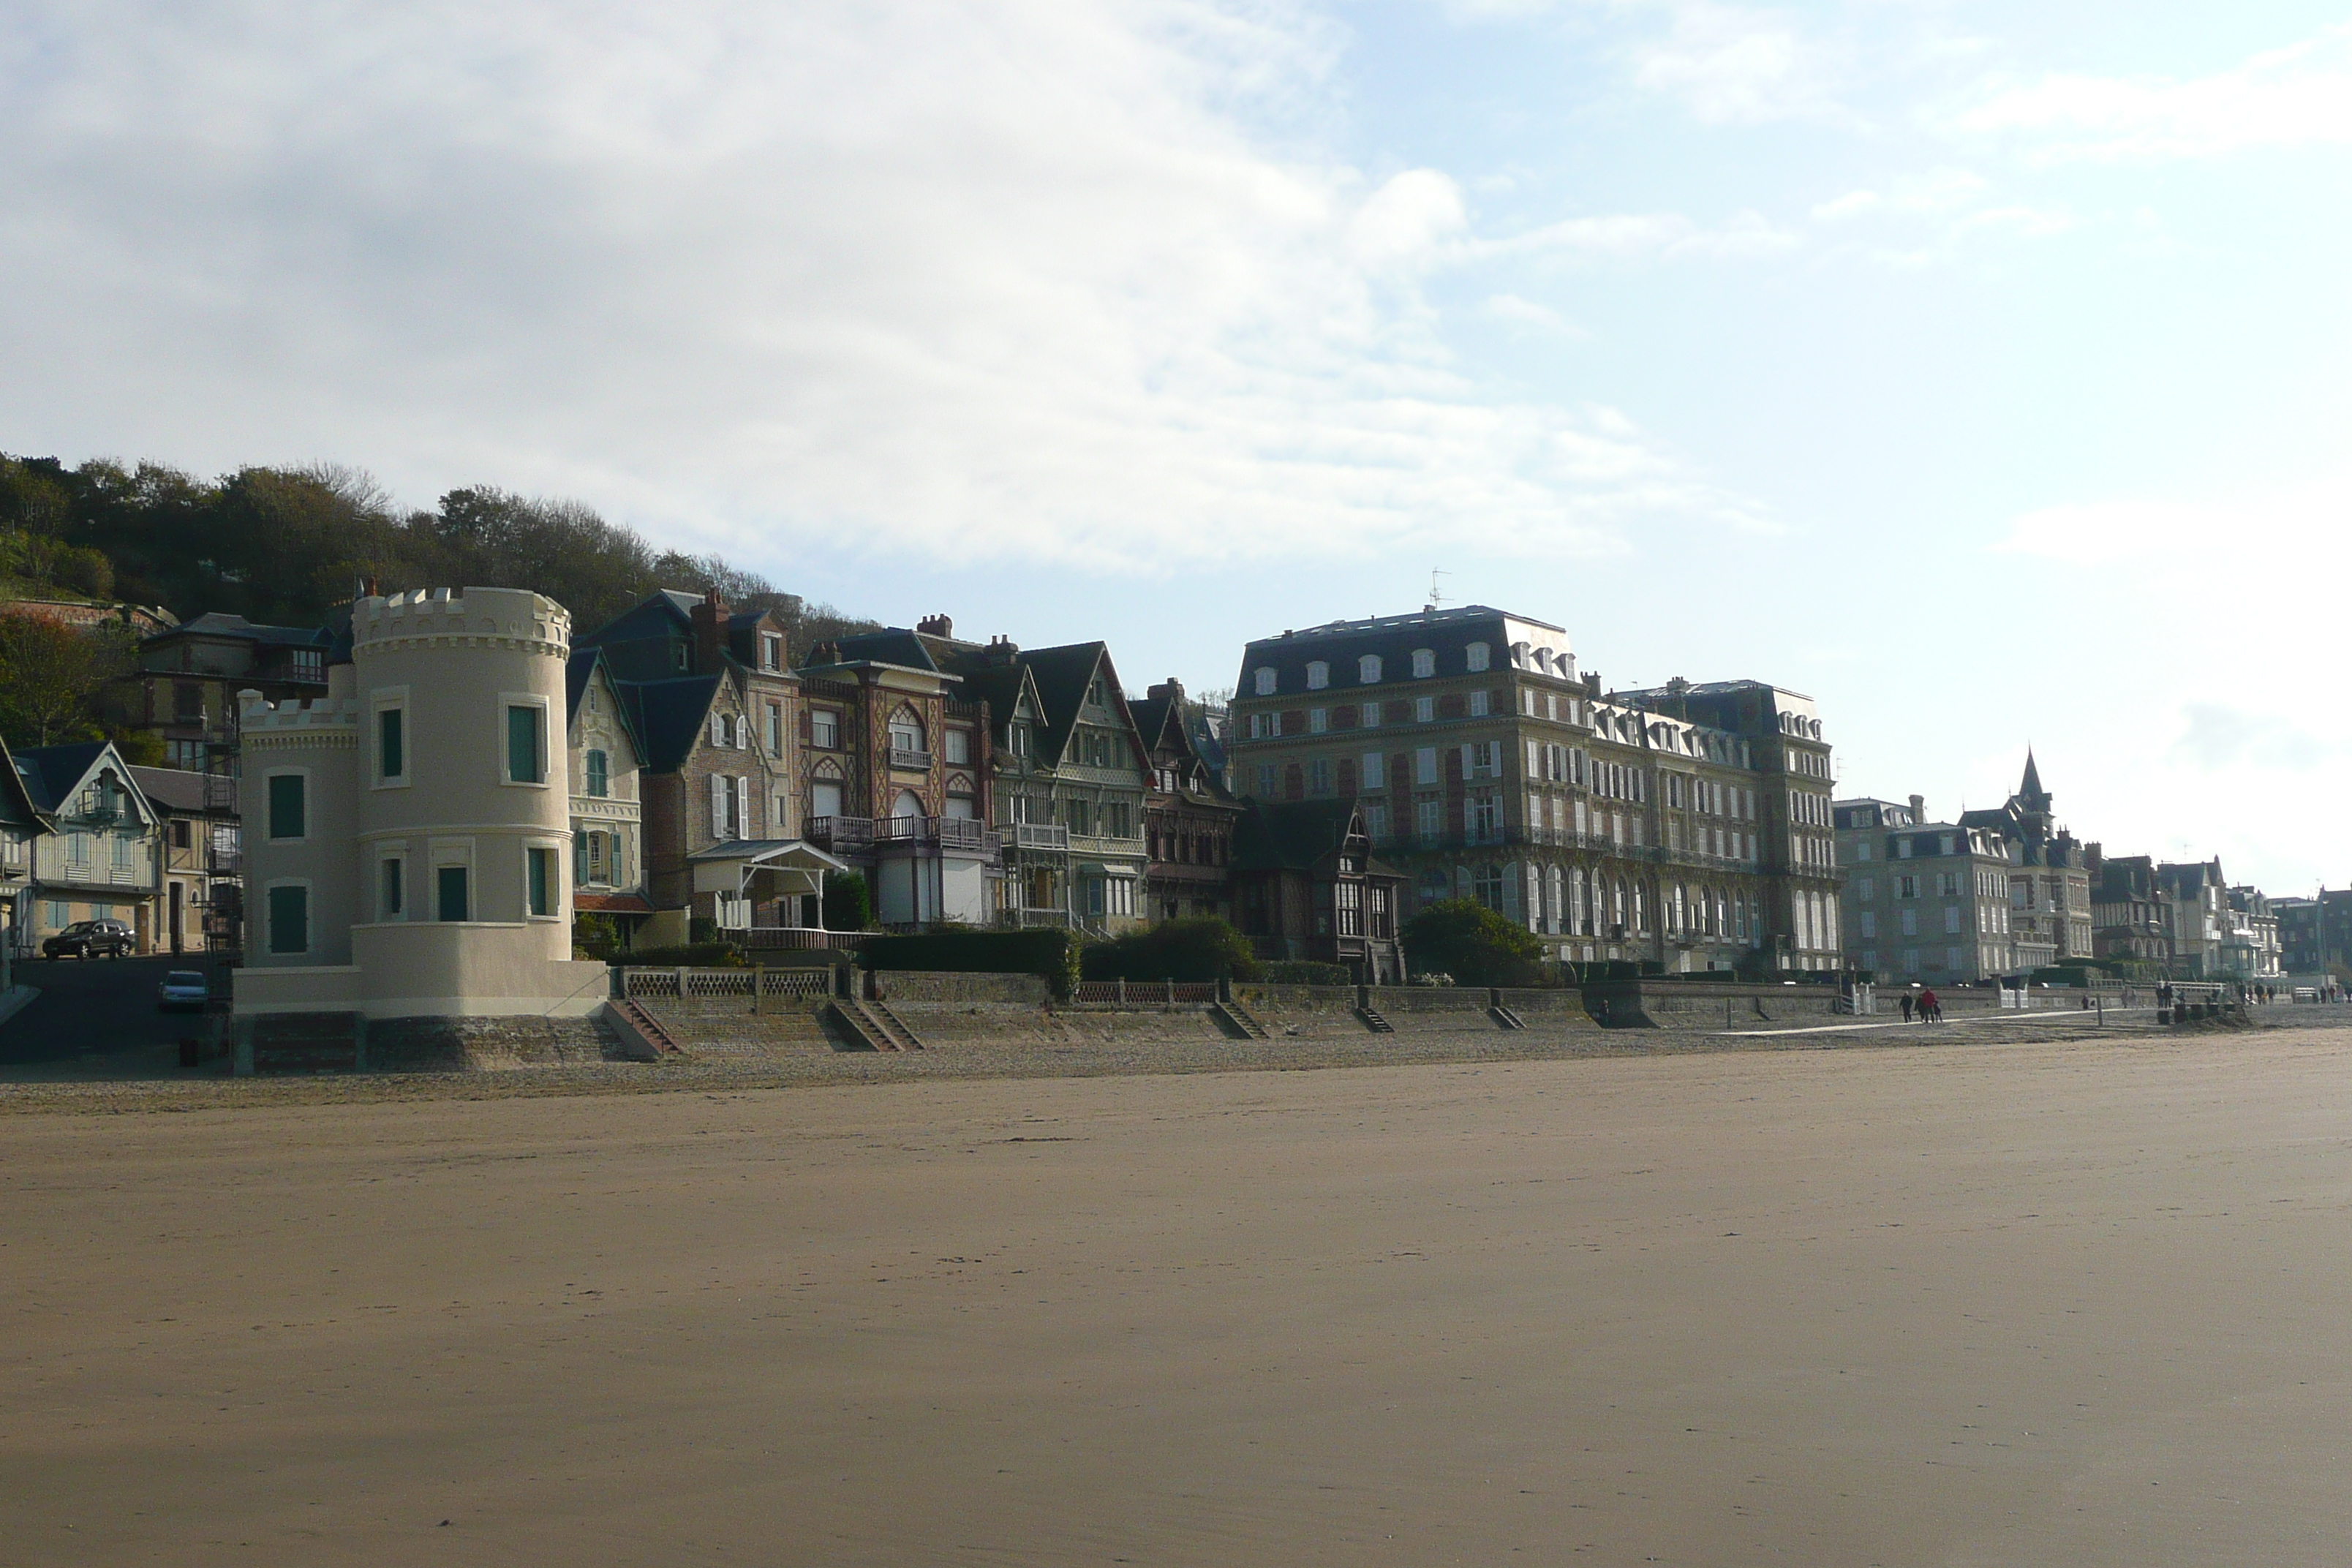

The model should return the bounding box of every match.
[4,1031,2347,1565]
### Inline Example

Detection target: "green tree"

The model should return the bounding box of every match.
[823,872,873,932]
[0,614,135,746]
[1079,916,1263,981]
[1401,899,1546,987]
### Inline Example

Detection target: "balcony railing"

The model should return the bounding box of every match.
[806,815,874,852]
[742,927,861,951]
[872,814,997,854]
[887,747,932,772]
[1010,823,1069,851]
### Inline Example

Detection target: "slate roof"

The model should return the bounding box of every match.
[1232,799,1365,873]
[127,766,236,816]
[823,629,942,672]
[14,742,111,813]
[148,612,329,649]
[0,736,52,832]
[1236,606,1561,698]
[617,674,721,774]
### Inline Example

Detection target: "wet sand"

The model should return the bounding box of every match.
[4,1030,2348,1565]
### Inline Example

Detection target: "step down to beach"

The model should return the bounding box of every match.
[862,999,926,1051]
[831,998,924,1051]
[603,998,683,1060]
[1489,1005,1527,1030]
[1355,1006,1395,1034]
[1212,1000,1270,1040]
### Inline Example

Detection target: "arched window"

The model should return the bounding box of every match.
[1466,641,1490,672]
[1411,649,1435,679]
[1254,667,1277,696]
[887,706,926,759]
[1305,660,1329,690]
[890,788,923,821]
[1358,654,1382,684]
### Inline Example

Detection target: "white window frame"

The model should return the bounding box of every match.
[1253,667,1277,696]
[524,835,568,921]
[377,851,407,921]
[1411,649,1435,679]
[263,766,312,845]
[500,693,554,789]
[1358,655,1382,684]
[812,708,841,750]
[1305,660,1329,690]
[1466,641,1490,672]
[263,877,313,956]
[371,685,411,790]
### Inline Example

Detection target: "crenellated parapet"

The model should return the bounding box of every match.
[239,690,359,748]
[352,586,570,661]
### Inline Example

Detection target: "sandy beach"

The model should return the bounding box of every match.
[5,1027,2348,1566]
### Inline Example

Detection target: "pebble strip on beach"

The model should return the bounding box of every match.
[0,1004,2268,1115]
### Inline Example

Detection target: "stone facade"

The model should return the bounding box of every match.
[1225,606,1842,973]
[1835,797,2022,984]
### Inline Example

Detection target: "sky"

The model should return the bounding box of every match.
[5,0,2351,890]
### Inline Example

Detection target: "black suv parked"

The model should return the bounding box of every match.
[42,919,136,960]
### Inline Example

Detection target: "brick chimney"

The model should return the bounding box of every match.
[916,614,953,638]
[1147,677,1185,705]
[1908,794,1926,823]
[986,634,1019,666]
[690,588,728,673]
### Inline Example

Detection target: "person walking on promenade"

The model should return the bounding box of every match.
[1919,987,1941,1023]
[1900,992,1914,1023]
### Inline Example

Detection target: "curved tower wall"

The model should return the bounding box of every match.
[350,587,573,951]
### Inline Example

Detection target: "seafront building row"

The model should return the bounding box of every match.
[0,587,2293,990]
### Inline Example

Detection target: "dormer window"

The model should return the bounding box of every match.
[1358,654,1382,684]
[1466,642,1490,673]
[1253,667,1277,696]
[759,633,783,672]
[1411,649,1435,679]
[1305,661,1329,690]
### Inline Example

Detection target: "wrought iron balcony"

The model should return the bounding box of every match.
[887,747,932,772]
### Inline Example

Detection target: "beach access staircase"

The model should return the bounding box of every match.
[602,997,682,1060]
[830,997,926,1052]
[1354,1004,1395,1033]
[1211,998,1270,1039]
[1488,1003,1528,1030]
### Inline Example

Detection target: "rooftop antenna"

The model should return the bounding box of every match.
[1425,568,1450,613]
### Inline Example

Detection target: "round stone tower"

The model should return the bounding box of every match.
[350,586,573,951]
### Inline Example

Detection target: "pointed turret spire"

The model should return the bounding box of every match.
[2019,747,2044,802]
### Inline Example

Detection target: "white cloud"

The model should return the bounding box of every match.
[1956,22,2352,159]
[1480,207,1799,262]
[1628,2,1855,127]
[0,0,1767,576]
[1477,293,1588,336]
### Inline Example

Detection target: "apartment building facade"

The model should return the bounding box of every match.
[1834,797,2020,983]
[1224,606,1844,973]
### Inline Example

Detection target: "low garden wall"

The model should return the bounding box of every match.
[873,970,1055,1006]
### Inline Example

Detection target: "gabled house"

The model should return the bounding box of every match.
[577,589,831,947]
[916,625,1152,935]
[796,619,995,928]
[116,611,337,772]
[565,648,652,941]
[0,734,54,957]
[1229,799,1405,982]
[1129,677,1245,925]
[14,741,163,953]
[128,766,240,953]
